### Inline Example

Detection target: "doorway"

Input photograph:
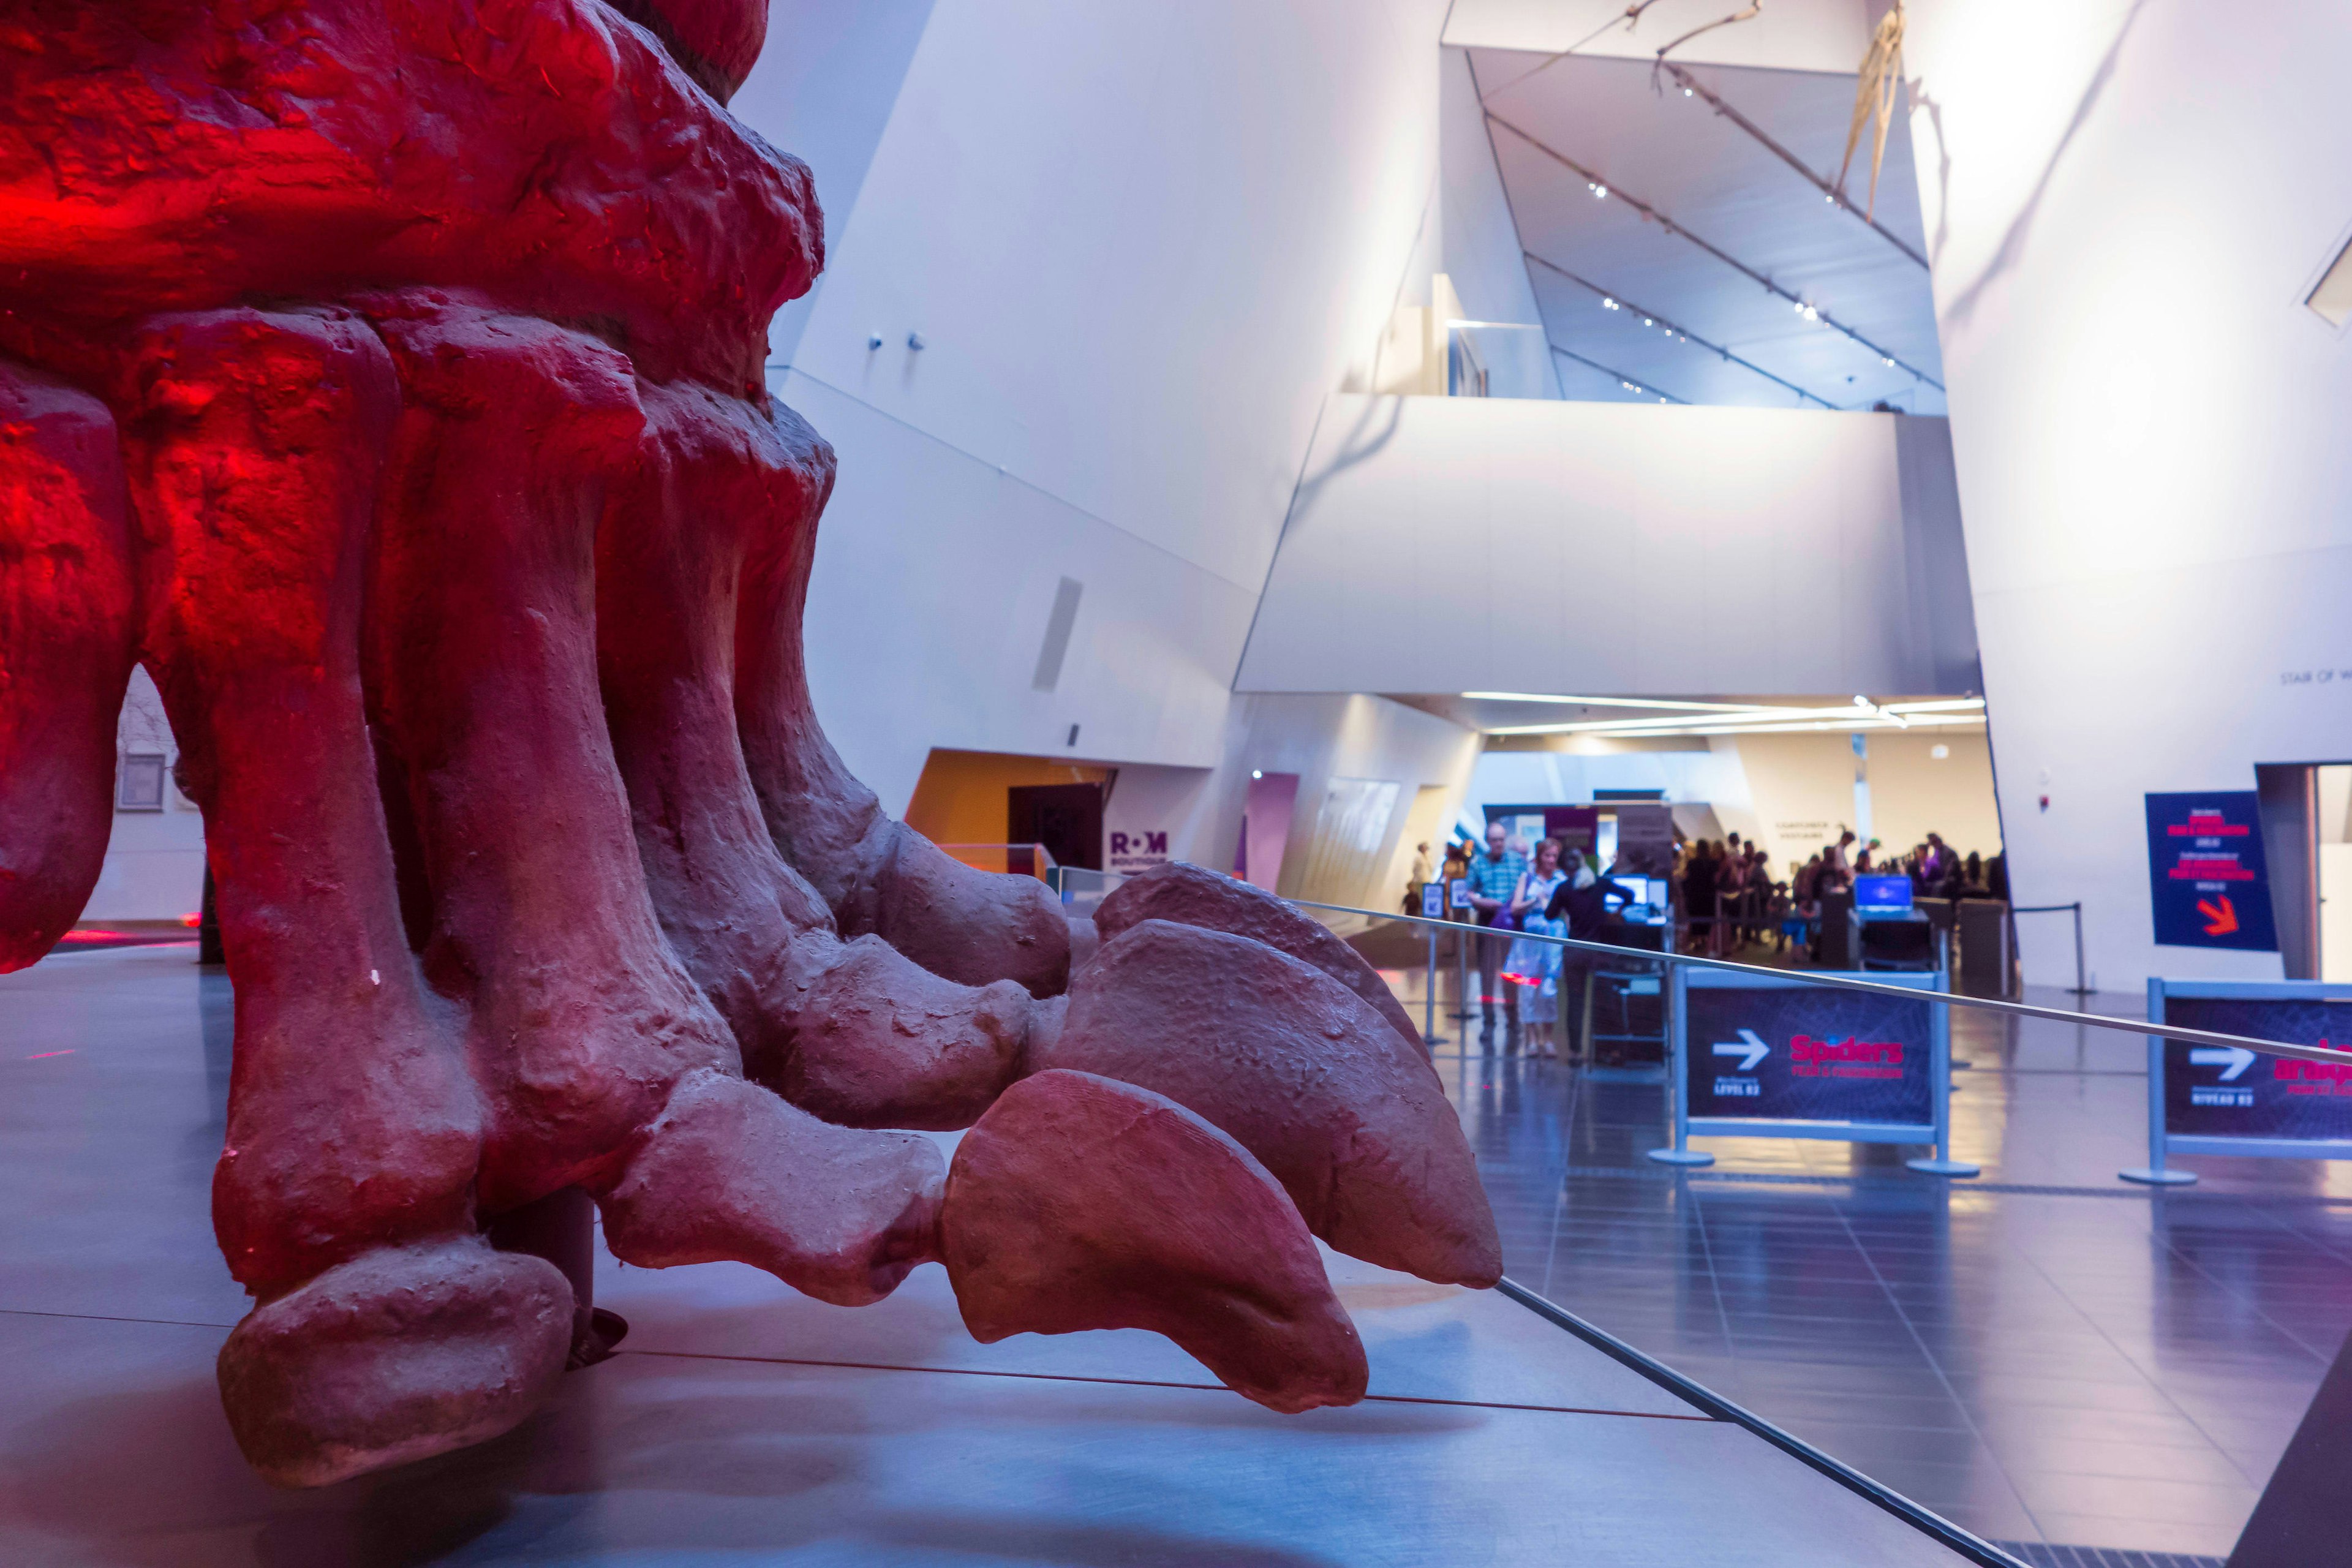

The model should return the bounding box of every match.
[1234,772,1300,892]
[2253,761,2352,980]
[2322,766,2352,981]
[1008,783,1105,874]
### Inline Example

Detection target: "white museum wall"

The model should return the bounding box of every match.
[734,0,941,367]
[1211,695,1483,914]
[736,0,1472,829]
[767,0,1452,594]
[1906,0,2352,989]
[1237,396,1977,698]
[1736,729,2002,873]
[85,669,206,925]
[1860,731,2003,868]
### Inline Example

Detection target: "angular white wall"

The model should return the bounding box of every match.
[1235,395,1978,699]
[741,0,1485,831]
[1907,0,2352,989]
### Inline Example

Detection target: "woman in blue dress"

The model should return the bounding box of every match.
[1505,838,1569,1059]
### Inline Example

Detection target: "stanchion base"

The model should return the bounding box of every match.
[1905,1158,1981,1178]
[1646,1148,1716,1167]
[2120,1166,2198,1186]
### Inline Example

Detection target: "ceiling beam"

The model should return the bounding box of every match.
[1547,342,1689,404]
[1526,251,1836,409]
[1653,59,1930,271]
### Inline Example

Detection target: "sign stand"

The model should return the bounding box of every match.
[1648,967,1975,1177]
[1416,883,1446,1049]
[2120,1001,2198,1185]
[1909,947,1980,1177]
[2122,979,2352,1185]
[1447,878,1475,1024]
[1648,967,1715,1165]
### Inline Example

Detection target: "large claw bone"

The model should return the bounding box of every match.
[1040,919,1502,1288]
[1095,861,1426,1050]
[944,1069,1368,1414]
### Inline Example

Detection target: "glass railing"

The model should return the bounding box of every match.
[934,842,1058,882]
[1446,320,1551,400]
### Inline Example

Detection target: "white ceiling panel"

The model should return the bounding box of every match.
[1468,48,1945,414]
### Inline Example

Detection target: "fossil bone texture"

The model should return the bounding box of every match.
[0,0,1502,1487]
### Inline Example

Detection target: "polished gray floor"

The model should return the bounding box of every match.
[0,946,1975,1566]
[1388,960,2350,1563]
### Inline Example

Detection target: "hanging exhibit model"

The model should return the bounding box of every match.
[0,0,1500,1488]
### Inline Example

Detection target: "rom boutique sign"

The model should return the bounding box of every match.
[1107,829,1171,874]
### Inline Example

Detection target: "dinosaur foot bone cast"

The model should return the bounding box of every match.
[0,0,1500,1488]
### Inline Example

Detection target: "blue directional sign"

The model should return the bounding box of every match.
[2144,792,2277,952]
[2162,992,2352,1143]
[1682,974,1936,1131]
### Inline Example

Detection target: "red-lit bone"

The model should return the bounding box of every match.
[0,0,1498,1487]
[0,362,138,970]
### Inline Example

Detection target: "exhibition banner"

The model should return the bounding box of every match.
[1614,804,1676,876]
[1681,973,1936,1133]
[2144,792,2277,952]
[2144,984,2352,1161]
[1481,803,1600,858]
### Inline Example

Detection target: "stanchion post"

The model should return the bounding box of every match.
[1648,960,1714,1167]
[1454,919,1472,1023]
[2072,902,2090,999]
[1907,976,1980,1177]
[1422,922,1442,1050]
[2122,977,2198,1186]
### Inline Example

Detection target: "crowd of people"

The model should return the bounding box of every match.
[1680,827,2007,958]
[1406,820,2008,1057]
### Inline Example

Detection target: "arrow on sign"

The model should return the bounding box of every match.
[2196,895,2239,936]
[1713,1030,1770,1072]
[2189,1046,2257,1081]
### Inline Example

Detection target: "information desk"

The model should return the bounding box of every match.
[2123,979,2352,1185]
[1649,968,1975,1175]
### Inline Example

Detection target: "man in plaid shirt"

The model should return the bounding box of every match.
[1467,820,1528,1049]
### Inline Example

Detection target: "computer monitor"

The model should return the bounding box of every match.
[1607,875,1659,918]
[1855,874,1914,914]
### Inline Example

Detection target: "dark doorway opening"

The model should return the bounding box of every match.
[1009,783,1105,873]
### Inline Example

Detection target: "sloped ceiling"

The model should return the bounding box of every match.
[1471,47,1946,413]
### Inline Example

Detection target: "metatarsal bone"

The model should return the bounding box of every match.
[597,380,833,1081]
[365,303,736,1212]
[113,309,483,1295]
[597,384,1034,1125]
[733,413,1073,998]
[0,358,137,971]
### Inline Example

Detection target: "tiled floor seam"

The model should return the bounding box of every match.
[620,1348,1724,1420]
[1828,1201,2051,1543]
[0,1305,237,1331]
